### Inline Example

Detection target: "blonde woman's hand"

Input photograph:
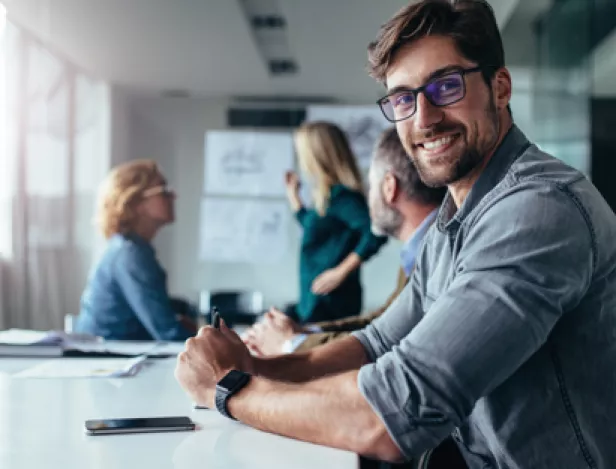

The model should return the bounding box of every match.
[284,171,302,211]
[285,171,300,193]
[311,267,346,295]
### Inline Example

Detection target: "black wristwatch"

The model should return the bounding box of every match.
[215,370,251,420]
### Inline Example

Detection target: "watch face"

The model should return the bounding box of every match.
[217,370,250,393]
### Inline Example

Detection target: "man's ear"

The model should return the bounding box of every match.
[493,67,512,112]
[382,172,398,204]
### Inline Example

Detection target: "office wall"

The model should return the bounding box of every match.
[126,68,536,311]
[110,86,133,167]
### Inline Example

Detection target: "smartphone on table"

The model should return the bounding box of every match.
[84,416,195,435]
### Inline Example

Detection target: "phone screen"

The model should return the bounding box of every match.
[85,416,195,435]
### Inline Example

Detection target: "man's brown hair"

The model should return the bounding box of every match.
[368,0,505,88]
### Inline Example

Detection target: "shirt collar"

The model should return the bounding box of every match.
[400,208,439,276]
[120,232,154,253]
[436,124,531,232]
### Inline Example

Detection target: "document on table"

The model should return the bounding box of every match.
[13,356,149,379]
[72,340,186,357]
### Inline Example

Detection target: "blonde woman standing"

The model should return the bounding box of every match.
[76,160,196,341]
[285,121,387,324]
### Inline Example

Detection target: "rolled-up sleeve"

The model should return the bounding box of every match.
[355,183,594,459]
[352,269,425,361]
[294,207,310,228]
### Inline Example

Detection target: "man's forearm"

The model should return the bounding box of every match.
[295,330,350,352]
[227,370,402,461]
[254,335,368,382]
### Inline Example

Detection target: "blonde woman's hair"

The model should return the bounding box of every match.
[294,121,364,215]
[96,159,162,239]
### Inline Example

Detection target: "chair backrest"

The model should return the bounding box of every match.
[199,290,264,325]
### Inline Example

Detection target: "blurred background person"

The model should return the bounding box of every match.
[284,121,387,324]
[75,160,197,341]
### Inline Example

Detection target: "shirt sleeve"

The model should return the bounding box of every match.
[114,244,192,341]
[356,183,594,459]
[295,207,310,228]
[329,190,387,260]
[352,269,425,361]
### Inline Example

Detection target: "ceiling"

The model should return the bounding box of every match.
[4,0,524,101]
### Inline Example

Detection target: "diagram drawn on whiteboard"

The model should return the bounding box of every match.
[221,147,264,176]
[204,131,294,196]
[199,198,289,264]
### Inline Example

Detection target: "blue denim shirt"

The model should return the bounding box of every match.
[76,234,192,341]
[354,126,616,469]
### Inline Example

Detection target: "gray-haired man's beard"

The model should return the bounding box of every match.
[371,222,387,237]
[370,201,403,238]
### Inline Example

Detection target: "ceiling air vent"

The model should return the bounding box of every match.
[239,0,299,77]
[268,59,298,75]
[251,15,286,29]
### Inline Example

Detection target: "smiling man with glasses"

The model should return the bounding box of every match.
[174,1,616,468]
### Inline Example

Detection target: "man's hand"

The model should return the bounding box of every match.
[175,321,254,408]
[312,267,346,295]
[243,308,302,356]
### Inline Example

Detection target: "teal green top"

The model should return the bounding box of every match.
[295,184,387,323]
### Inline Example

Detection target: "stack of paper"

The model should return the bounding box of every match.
[13,355,149,379]
[0,329,186,358]
[0,329,100,357]
[72,340,186,357]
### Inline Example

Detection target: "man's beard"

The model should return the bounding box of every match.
[403,96,499,188]
[370,192,403,238]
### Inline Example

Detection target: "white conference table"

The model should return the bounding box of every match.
[0,355,358,469]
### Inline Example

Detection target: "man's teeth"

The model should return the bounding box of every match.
[423,135,455,150]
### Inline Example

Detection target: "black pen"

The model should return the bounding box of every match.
[211,306,220,329]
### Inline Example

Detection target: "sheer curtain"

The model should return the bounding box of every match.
[0,20,110,330]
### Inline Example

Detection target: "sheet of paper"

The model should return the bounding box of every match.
[199,198,289,263]
[0,329,99,346]
[0,329,57,345]
[13,356,148,379]
[204,131,294,196]
[305,105,390,170]
[70,340,185,357]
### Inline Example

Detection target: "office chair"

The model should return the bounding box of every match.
[199,290,264,327]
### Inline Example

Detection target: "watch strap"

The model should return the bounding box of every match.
[215,387,236,420]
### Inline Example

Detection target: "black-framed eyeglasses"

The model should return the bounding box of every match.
[377,66,483,123]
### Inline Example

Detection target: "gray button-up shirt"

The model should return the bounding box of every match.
[354,125,616,469]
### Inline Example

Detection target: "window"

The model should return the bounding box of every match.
[0,4,11,256]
